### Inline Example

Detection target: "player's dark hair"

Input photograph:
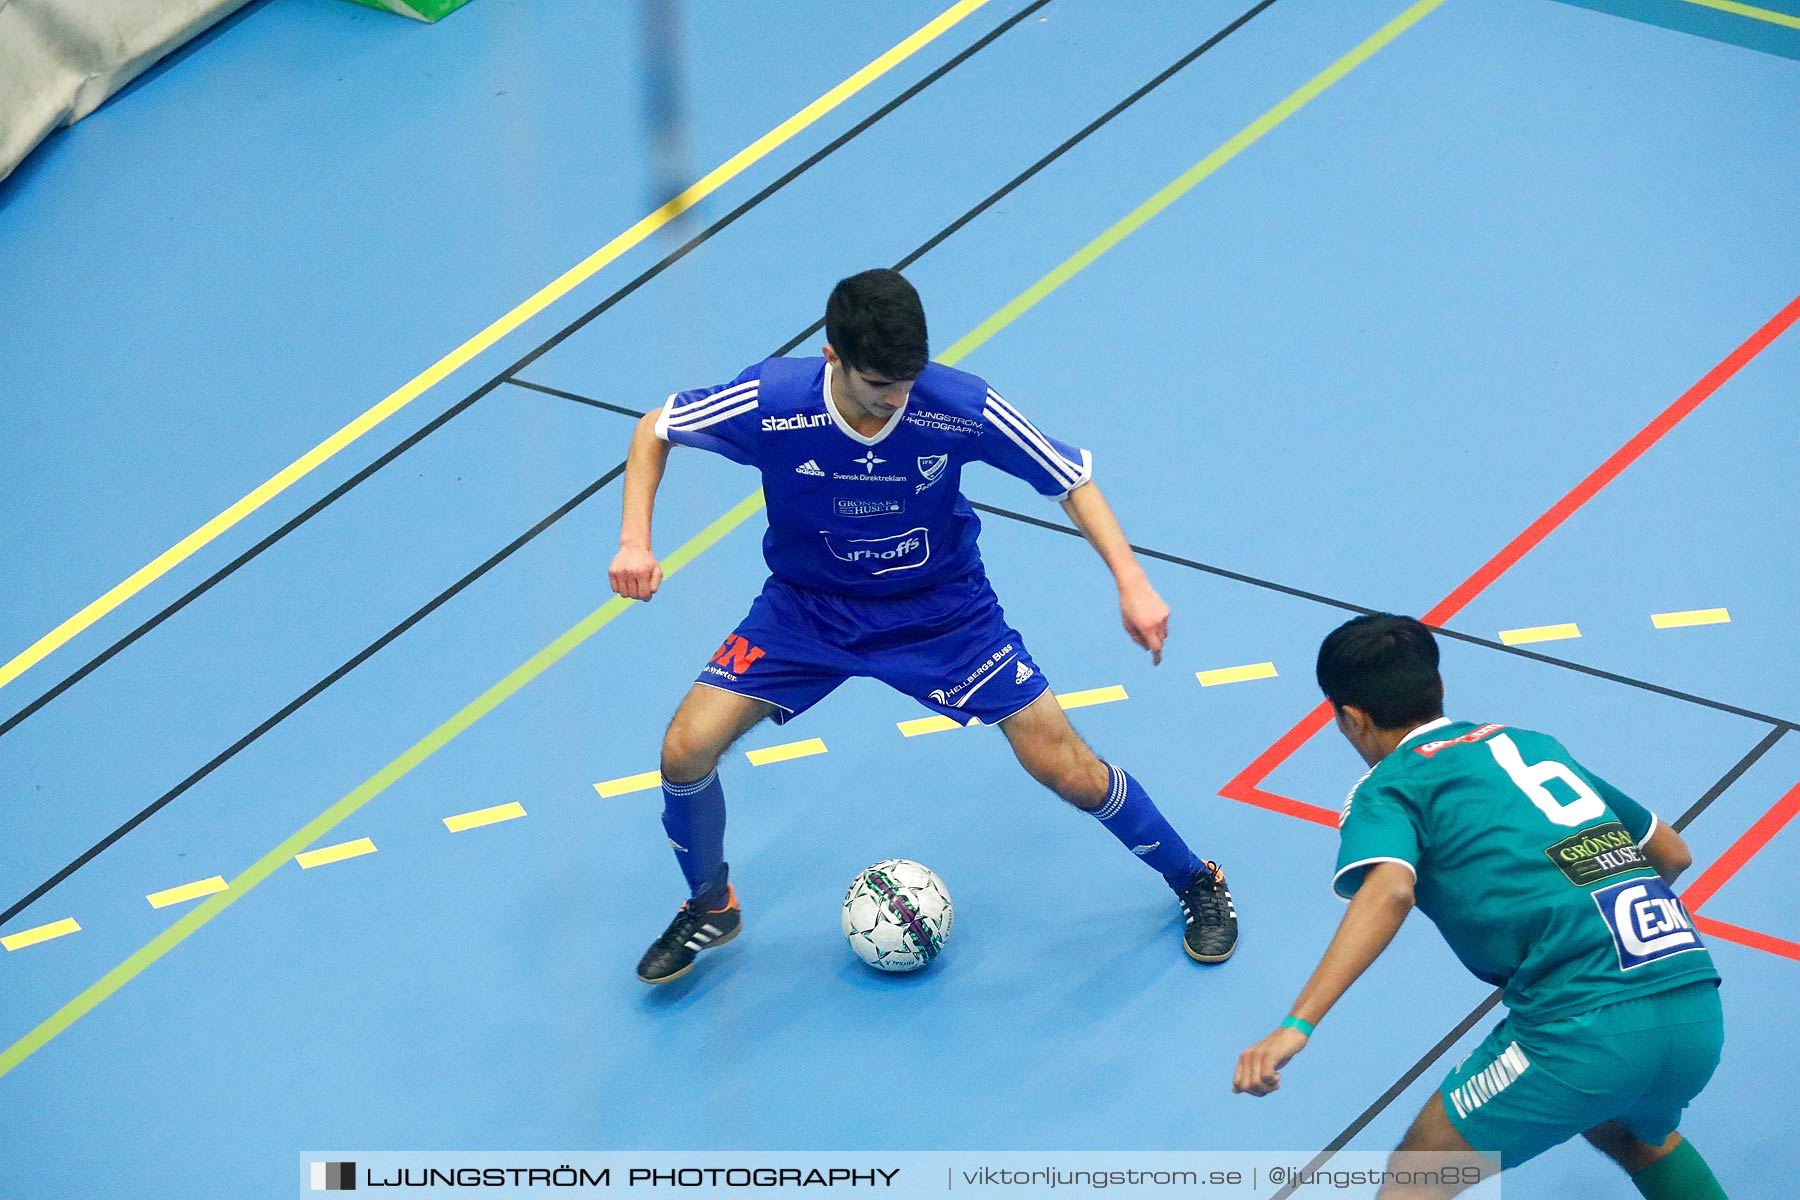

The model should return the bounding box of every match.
[825,268,929,380]
[1316,614,1445,730]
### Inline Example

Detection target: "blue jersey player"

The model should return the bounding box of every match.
[610,269,1237,984]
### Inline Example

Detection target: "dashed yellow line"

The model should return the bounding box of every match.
[3,918,81,952]
[898,715,962,737]
[146,877,228,910]
[1653,608,1731,630]
[1197,662,1279,687]
[1058,684,1128,710]
[595,770,663,798]
[295,838,377,870]
[746,738,828,766]
[1499,623,1582,646]
[443,802,526,833]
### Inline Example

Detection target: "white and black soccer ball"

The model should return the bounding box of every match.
[840,859,954,972]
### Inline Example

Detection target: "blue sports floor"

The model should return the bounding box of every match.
[3,0,1797,1195]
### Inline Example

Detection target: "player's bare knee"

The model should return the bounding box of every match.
[660,722,721,784]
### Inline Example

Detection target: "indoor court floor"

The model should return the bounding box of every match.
[2,0,1796,1196]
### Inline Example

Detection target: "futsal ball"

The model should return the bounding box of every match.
[841,859,954,972]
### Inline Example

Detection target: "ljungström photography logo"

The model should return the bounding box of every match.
[309,1161,356,1191]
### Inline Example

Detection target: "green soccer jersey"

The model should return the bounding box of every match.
[1334,718,1719,1025]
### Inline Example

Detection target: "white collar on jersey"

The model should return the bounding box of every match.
[1394,716,1455,752]
[822,360,910,447]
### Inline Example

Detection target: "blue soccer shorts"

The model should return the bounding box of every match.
[694,571,1051,726]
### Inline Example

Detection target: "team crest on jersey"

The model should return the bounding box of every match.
[917,453,949,485]
[1592,877,1705,970]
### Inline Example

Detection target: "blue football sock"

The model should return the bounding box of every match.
[1093,764,1205,888]
[661,769,728,902]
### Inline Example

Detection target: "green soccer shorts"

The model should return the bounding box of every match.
[1439,981,1723,1166]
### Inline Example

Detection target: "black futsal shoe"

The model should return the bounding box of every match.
[636,886,742,984]
[1176,862,1238,963]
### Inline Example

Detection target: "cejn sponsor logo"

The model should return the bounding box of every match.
[1592,876,1705,970]
[820,528,929,575]
[1544,822,1649,886]
[704,634,766,683]
[762,412,831,432]
[835,497,903,519]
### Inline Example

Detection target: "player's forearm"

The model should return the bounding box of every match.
[1060,481,1149,588]
[620,411,672,551]
[1287,868,1415,1027]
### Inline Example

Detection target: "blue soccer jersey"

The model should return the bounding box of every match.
[655,356,1091,596]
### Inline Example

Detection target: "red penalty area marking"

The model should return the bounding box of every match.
[1691,916,1800,964]
[1219,295,1800,829]
[1682,778,1800,912]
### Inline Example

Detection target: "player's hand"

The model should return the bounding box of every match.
[1233,1025,1310,1097]
[1119,578,1170,665]
[609,544,663,601]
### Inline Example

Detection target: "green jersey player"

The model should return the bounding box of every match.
[1234,615,1726,1200]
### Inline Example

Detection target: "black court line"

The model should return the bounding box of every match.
[1267,727,1785,1195]
[0,465,625,930]
[0,0,1051,742]
[1672,725,1787,833]
[2,1,1288,923]
[970,501,1799,731]
[506,379,647,420]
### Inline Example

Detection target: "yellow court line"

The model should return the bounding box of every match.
[940,0,1451,363]
[146,877,228,910]
[899,715,962,737]
[1197,662,1279,687]
[443,802,527,833]
[0,0,1447,1080]
[0,493,767,1081]
[1499,623,1582,646]
[1059,684,1128,710]
[0,0,992,699]
[1652,608,1731,629]
[746,738,828,766]
[1674,0,1800,30]
[3,918,81,952]
[295,838,378,870]
[594,770,663,798]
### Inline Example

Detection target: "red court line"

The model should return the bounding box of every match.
[1682,778,1800,910]
[1692,916,1800,964]
[1218,294,1800,826]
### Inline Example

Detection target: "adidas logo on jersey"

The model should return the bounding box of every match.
[795,459,824,476]
[1015,660,1034,685]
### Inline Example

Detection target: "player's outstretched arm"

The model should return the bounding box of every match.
[1233,863,1416,1097]
[1059,481,1170,664]
[610,409,674,601]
